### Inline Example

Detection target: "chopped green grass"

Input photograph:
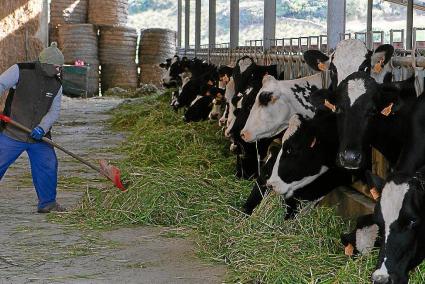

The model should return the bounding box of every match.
[55,91,425,283]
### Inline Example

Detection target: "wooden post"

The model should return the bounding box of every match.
[263,0,276,50]
[230,0,239,48]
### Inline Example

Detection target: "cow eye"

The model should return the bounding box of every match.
[408,219,419,230]
[258,92,273,106]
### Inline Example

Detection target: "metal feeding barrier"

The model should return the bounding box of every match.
[176,28,425,204]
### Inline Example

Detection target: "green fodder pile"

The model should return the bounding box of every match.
[57,92,425,283]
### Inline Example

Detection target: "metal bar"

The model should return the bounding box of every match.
[185,0,190,51]
[366,0,373,49]
[384,0,425,12]
[406,0,414,50]
[263,0,276,51]
[327,0,346,50]
[230,0,239,49]
[195,0,201,50]
[177,0,182,48]
[209,0,216,47]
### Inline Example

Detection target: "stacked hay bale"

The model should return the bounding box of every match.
[139,29,176,87]
[49,0,88,44]
[88,0,129,26]
[99,26,138,91]
[57,24,99,96]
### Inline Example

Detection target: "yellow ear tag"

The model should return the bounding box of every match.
[344,243,354,256]
[370,187,381,201]
[318,62,327,71]
[324,99,336,112]
[373,58,385,74]
[381,103,394,116]
[310,137,317,148]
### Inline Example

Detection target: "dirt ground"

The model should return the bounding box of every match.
[0,96,226,283]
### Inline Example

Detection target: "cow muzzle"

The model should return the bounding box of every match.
[240,130,253,142]
[338,150,362,169]
[371,271,392,284]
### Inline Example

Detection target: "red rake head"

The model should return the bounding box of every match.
[99,160,127,192]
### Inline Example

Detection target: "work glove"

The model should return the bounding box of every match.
[30,126,45,141]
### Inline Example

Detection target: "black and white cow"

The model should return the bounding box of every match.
[311,71,420,177]
[184,87,225,122]
[209,66,234,120]
[304,39,395,87]
[368,167,425,284]
[171,62,218,110]
[240,74,320,142]
[340,213,381,257]
[265,113,352,218]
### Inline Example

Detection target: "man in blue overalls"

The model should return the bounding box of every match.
[0,42,65,213]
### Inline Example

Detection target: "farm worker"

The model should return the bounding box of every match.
[0,42,66,213]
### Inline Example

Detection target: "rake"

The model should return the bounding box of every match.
[0,114,127,192]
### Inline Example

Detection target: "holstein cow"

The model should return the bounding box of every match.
[184,87,225,122]
[340,213,381,257]
[209,66,234,121]
[171,61,218,110]
[226,56,280,179]
[265,113,352,218]
[304,39,395,87]
[367,167,425,284]
[240,74,319,142]
[311,71,419,177]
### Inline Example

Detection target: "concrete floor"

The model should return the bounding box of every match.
[0,96,226,284]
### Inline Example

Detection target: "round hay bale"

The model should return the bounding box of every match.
[50,0,88,25]
[88,0,128,26]
[139,63,166,87]
[101,63,138,92]
[99,26,137,64]
[138,28,176,65]
[57,24,99,65]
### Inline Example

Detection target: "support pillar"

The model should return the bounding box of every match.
[195,0,201,50]
[366,0,373,49]
[230,0,239,48]
[406,0,414,49]
[177,0,182,48]
[327,0,346,50]
[263,0,276,50]
[185,0,190,51]
[209,0,216,47]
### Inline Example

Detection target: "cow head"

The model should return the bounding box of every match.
[241,74,318,142]
[208,88,226,120]
[311,71,402,170]
[371,172,425,284]
[218,65,234,87]
[304,39,394,86]
[266,114,333,198]
[162,55,183,88]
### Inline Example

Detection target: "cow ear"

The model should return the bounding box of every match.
[159,63,166,68]
[304,50,330,72]
[365,170,385,200]
[310,89,337,112]
[371,44,394,74]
